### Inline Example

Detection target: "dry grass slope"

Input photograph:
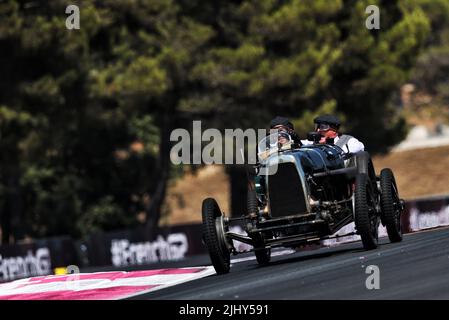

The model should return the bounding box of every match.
[161,165,230,226]
[373,145,449,200]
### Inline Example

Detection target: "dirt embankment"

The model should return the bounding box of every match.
[160,165,230,226]
[373,145,449,200]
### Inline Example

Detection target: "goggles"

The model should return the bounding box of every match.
[315,123,332,131]
[277,131,290,140]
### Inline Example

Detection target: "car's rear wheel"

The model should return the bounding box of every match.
[380,168,403,243]
[202,198,231,274]
[354,173,379,250]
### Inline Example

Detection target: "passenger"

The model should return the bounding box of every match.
[305,114,365,154]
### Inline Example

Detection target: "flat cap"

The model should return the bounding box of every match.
[313,114,341,128]
[270,116,294,130]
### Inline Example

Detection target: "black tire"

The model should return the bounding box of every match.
[380,168,403,243]
[202,198,231,274]
[247,189,258,216]
[354,173,379,250]
[252,232,271,265]
[255,247,271,265]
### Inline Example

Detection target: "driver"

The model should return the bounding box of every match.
[269,116,302,145]
[309,114,364,153]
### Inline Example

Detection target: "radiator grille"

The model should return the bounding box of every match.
[268,162,308,218]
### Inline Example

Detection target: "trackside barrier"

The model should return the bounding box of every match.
[1,195,449,282]
[0,237,80,282]
[81,224,205,268]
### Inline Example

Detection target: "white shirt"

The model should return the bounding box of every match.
[301,135,365,154]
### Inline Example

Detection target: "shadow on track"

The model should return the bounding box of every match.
[240,244,366,271]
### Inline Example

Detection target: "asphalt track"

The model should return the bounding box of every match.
[129,227,449,299]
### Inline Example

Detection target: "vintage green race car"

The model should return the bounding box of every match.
[202,132,404,274]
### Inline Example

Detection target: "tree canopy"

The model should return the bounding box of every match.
[0,0,445,242]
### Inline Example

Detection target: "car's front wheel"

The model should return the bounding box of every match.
[354,173,379,250]
[202,198,231,274]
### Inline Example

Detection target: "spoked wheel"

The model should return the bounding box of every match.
[354,173,379,250]
[380,168,403,243]
[202,198,231,274]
